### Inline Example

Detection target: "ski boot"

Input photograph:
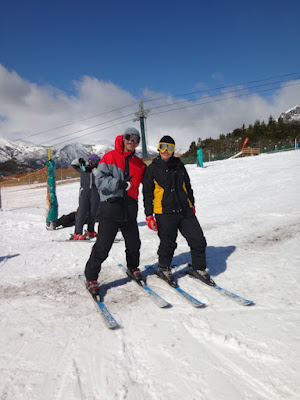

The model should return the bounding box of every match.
[157,266,177,288]
[188,265,215,286]
[86,280,100,297]
[46,221,56,230]
[86,231,97,239]
[72,233,87,240]
[127,268,143,285]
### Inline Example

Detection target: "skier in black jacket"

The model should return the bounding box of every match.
[143,135,214,286]
[71,154,100,240]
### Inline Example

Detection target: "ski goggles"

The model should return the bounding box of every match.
[158,142,175,153]
[123,133,140,144]
[88,159,98,166]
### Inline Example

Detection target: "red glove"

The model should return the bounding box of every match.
[146,215,158,231]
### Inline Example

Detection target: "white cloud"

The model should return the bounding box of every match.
[0,64,299,152]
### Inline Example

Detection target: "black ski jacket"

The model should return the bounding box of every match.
[143,155,195,216]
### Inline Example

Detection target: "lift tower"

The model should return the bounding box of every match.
[134,98,150,158]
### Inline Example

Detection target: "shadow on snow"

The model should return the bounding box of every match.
[99,245,235,299]
[142,245,236,279]
[0,254,20,263]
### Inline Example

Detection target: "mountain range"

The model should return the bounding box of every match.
[0,138,158,175]
[0,139,114,169]
[0,105,299,175]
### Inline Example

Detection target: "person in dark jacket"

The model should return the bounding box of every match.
[143,135,214,286]
[84,127,146,295]
[71,154,100,240]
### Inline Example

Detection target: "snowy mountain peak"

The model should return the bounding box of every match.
[279,104,300,123]
[0,139,114,169]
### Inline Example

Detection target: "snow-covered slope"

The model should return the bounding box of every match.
[0,150,299,399]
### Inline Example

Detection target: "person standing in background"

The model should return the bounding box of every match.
[71,154,100,240]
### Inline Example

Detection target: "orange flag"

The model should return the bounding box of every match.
[242,137,249,149]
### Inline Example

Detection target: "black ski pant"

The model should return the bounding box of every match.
[75,187,100,234]
[54,212,76,228]
[84,214,141,282]
[155,211,207,270]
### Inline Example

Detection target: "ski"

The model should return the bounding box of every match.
[173,286,206,308]
[78,275,120,329]
[145,265,205,308]
[118,264,171,308]
[184,265,254,306]
[54,237,122,243]
[211,284,254,306]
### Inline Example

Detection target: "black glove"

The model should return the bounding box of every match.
[78,158,85,166]
[118,175,133,190]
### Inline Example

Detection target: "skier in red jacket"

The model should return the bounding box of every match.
[84,127,146,295]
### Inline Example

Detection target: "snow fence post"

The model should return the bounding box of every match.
[45,149,58,224]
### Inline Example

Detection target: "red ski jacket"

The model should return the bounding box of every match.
[95,135,146,202]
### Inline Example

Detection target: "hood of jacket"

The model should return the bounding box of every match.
[115,135,136,157]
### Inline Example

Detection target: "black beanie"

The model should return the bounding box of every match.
[159,135,175,145]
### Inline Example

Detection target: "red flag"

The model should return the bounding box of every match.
[242,137,249,149]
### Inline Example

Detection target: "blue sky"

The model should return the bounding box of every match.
[0,0,300,151]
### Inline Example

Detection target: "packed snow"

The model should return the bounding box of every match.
[0,150,299,400]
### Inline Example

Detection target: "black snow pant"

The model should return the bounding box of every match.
[84,198,141,282]
[54,212,76,228]
[155,210,207,271]
[75,187,100,234]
